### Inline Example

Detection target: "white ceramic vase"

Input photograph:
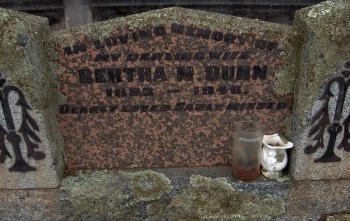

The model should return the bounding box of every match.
[261,134,293,178]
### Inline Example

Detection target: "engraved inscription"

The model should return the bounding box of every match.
[59,102,288,114]
[58,23,285,111]
[55,20,293,169]
[305,61,350,162]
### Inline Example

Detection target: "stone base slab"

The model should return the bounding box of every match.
[0,166,349,221]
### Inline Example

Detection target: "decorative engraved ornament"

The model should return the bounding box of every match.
[0,73,45,172]
[305,61,350,163]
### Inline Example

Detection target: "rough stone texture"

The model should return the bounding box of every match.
[0,8,64,188]
[52,7,294,171]
[289,0,350,180]
[0,189,63,221]
[0,167,349,220]
[324,214,350,221]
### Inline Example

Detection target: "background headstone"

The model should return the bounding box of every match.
[52,7,294,171]
[0,8,64,188]
[290,0,350,180]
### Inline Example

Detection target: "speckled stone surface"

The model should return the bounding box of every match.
[52,7,293,170]
[290,0,350,180]
[0,167,349,220]
[0,8,64,188]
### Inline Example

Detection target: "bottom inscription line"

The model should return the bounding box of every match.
[59,102,289,114]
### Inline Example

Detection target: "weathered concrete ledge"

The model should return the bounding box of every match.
[0,166,349,221]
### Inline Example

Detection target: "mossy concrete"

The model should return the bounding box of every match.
[325,214,350,221]
[59,169,285,221]
[130,170,172,201]
[0,8,65,188]
[0,8,65,110]
[289,0,350,180]
[60,170,172,220]
[148,175,284,220]
[1,167,348,220]
[291,0,350,126]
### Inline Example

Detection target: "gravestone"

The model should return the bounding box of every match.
[290,0,350,180]
[53,7,294,170]
[0,8,64,188]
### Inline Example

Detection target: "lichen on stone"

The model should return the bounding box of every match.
[273,31,299,96]
[59,170,174,220]
[0,7,65,182]
[173,175,243,220]
[128,170,172,201]
[307,1,335,18]
[326,214,350,221]
[148,175,285,220]
[60,170,138,221]
[59,171,286,220]
[289,0,350,128]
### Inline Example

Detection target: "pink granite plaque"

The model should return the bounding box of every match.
[54,12,293,170]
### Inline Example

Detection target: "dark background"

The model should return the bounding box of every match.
[0,0,325,30]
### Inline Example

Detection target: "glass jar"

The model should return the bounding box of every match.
[232,121,263,181]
